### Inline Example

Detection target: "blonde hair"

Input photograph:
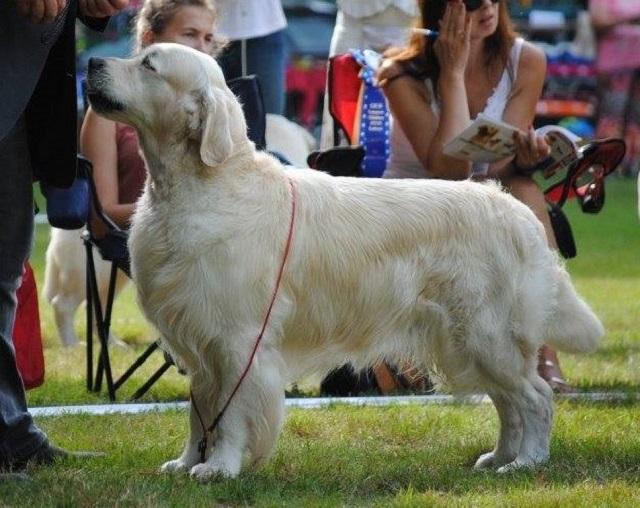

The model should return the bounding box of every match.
[133,0,225,55]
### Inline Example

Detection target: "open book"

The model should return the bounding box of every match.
[443,113,581,175]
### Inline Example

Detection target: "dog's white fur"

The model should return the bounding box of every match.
[265,113,316,167]
[43,117,314,348]
[86,43,604,480]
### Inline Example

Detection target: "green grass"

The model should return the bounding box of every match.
[3,177,638,505]
[1,404,639,506]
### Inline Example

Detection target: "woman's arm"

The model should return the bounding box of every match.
[379,60,438,176]
[487,41,549,179]
[380,1,473,180]
[425,1,473,179]
[80,107,135,230]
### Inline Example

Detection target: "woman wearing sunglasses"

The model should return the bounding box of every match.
[377,0,574,393]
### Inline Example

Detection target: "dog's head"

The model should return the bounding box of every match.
[86,43,248,168]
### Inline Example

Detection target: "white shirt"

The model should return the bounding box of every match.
[384,37,525,179]
[216,0,287,41]
[338,0,418,19]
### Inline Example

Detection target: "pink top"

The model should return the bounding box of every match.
[115,123,146,205]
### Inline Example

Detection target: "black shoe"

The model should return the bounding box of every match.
[0,442,105,471]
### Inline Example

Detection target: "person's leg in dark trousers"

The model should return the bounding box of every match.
[217,29,288,116]
[0,116,48,466]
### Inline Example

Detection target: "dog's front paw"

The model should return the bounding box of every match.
[496,451,549,473]
[496,460,528,473]
[189,460,239,481]
[474,450,515,470]
[473,451,497,470]
[160,458,192,473]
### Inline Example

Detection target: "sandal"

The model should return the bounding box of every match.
[537,345,576,394]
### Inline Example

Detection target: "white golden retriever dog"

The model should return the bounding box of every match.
[86,44,604,480]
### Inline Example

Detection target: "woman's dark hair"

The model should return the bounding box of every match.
[386,0,516,90]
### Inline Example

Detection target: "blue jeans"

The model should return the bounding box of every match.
[0,116,48,463]
[218,29,288,116]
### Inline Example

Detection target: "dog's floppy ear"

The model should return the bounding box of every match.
[200,89,234,167]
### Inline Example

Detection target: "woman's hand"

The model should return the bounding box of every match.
[512,127,551,175]
[78,0,129,18]
[433,0,471,79]
[376,59,405,88]
[16,0,66,24]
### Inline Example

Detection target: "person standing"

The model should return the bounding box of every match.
[320,0,419,149]
[590,0,640,177]
[215,0,288,115]
[0,0,129,475]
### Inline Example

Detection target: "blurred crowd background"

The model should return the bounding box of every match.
[73,0,639,176]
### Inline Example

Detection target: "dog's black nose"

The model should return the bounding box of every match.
[88,58,106,74]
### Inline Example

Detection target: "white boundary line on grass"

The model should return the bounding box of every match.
[29,392,639,417]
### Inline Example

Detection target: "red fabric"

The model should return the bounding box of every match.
[328,53,362,144]
[12,263,45,390]
[286,61,327,128]
[115,123,146,205]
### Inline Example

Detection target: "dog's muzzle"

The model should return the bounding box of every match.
[86,57,125,113]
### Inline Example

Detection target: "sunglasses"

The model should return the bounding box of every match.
[543,138,625,212]
[462,0,500,12]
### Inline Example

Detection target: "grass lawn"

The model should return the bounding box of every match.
[1,177,638,505]
[1,404,639,506]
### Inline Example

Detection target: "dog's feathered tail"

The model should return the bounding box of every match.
[544,267,604,354]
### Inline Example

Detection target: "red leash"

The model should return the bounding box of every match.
[191,177,297,463]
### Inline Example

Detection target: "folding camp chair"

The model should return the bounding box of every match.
[308,50,389,178]
[79,75,268,401]
[80,154,169,402]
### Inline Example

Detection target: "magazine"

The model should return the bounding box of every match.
[443,114,581,174]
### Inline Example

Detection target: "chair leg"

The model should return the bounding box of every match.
[113,340,160,391]
[84,239,173,401]
[85,239,94,392]
[87,250,116,401]
[129,360,173,401]
[95,261,120,395]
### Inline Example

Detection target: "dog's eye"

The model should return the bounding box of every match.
[141,56,156,72]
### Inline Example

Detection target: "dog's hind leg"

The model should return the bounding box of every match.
[50,294,82,347]
[468,310,551,471]
[474,389,522,469]
[496,374,553,472]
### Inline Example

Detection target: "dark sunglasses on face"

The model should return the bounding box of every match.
[462,0,500,12]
